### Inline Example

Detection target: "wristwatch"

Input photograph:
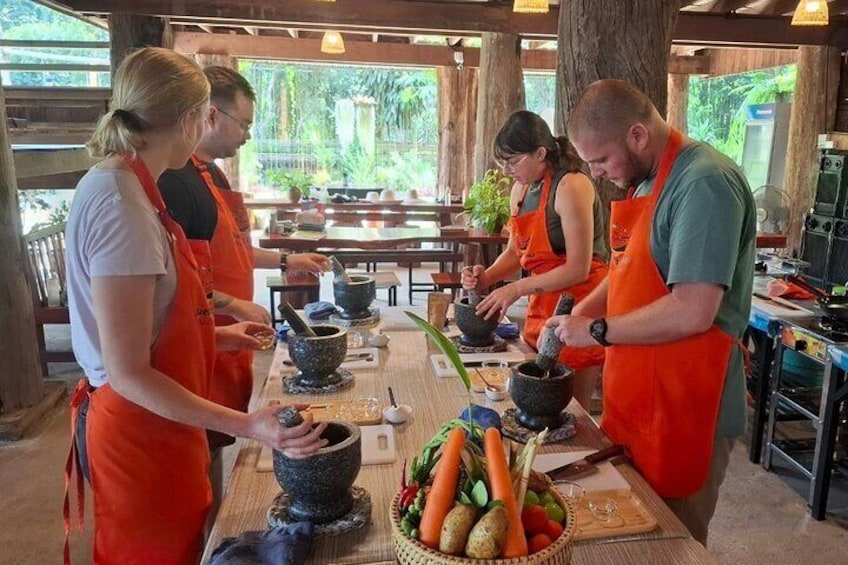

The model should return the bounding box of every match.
[589,318,611,347]
[279,253,288,273]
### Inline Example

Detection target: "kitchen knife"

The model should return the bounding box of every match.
[547,444,625,481]
[462,359,522,368]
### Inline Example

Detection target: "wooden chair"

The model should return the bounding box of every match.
[24,222,74,376]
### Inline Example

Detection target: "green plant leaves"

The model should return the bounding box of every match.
[465,169,511,233]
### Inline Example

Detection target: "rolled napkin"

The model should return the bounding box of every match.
[767,279,816,300]
[210,522,315,565]
[495,322,520,340]
[303,301,338,321]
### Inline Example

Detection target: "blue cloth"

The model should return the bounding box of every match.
[460,404,501,432]
[496,322,520,340]
[275,323,291,342]
[304,301,338,321]
[210,523,314,565]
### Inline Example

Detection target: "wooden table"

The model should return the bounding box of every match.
[259,225,507,251]
[244,199,465,227]
[202,321,716,564]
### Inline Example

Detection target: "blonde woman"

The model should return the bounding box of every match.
[63,48,326,564]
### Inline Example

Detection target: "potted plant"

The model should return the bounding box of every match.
[267,169,314,203]
[464,169,511,234]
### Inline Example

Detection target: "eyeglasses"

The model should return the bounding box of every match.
[216,107,252,133]
[496,153,529,172]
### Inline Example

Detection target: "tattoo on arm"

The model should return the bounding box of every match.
[212,291,234,309]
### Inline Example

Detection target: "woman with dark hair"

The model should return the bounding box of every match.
[462,110,608,409]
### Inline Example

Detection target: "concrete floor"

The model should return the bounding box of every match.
[4,266,848,564]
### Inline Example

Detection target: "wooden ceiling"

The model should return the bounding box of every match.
[42,0,848,55]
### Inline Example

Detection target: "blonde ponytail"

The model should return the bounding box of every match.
[87,47,209,159]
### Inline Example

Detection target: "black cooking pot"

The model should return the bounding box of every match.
[786,275,848,322]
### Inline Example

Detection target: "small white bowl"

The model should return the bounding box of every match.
[383,404,412,424]
[369,332,390,348]
[484,386,508,402]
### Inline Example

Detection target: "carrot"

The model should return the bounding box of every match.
[484,427,529,557]
[418,427,466,549]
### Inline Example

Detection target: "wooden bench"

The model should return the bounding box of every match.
[24,222,74,376]
[331,249,463,304]
[266,272,321,325]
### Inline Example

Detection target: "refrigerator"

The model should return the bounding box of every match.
[740,102,792,191]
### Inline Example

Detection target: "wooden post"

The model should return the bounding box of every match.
[438,65,478,202]
[667,73,690,134]
[194,53,243,190]
[108,13,172,73]
[783,45,842,253]
[474,32,525,182]
[0,78,44,413]
[554,0,678,249]
[555,0,678,130]
[836,54,848,133]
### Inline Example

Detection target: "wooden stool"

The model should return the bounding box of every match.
[349,271,401,306]
[267,272,321,325]
[431,272,463,299]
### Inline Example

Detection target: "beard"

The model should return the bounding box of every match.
[617,147,652,190]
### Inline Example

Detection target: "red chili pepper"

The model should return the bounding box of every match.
[400,483,420,509]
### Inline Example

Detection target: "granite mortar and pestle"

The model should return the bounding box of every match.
[508,293,576,431]
[273,406,363,523]
[454,290,499,347]
[333,274,376,320]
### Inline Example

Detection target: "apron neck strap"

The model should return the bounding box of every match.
[627,128,683,200]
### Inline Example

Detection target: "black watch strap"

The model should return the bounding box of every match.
[279,253,288,272]
[590,318,611,347]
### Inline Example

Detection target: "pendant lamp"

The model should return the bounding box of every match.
[791,0,829,26]
[321,31,345,54]
[513,0,549,14]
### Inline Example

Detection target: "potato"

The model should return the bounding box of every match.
[439,504,477,555]
[464,505,509,559]
[529,469,552,493]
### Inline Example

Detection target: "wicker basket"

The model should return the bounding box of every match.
[390,487,576,565]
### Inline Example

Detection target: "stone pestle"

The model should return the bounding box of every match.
[329,255,352,284]
[467,288,482,307]
[276,405,305,427]
[279,302,317,337]
[535,293,575,376]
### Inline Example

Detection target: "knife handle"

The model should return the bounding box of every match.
[585,444,625,464]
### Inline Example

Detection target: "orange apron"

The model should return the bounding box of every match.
[507,170,607,370]
[190,155,255,413]
[64,155,216,564]
[602,128,734,498]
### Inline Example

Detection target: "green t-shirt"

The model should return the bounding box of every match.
[635,142,756,438]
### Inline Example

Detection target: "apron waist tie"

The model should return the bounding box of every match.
[63,379,90,565]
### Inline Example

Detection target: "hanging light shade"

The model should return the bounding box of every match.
[321,31,345,54]
[513,0,549,14]
[791,0,829,26]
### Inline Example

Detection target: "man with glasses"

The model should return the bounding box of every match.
[158,66,328,518]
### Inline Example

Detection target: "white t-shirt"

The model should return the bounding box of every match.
[65,168,177,387]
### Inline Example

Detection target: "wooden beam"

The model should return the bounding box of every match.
[59,0,848,46]
[705,46,797,75]
[12,147,95,179]
[175,31,708,73]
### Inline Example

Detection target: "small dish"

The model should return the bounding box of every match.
[369,332,390,348]
[553,480,585,503]
[383,404,412,424]
[484,385,508,402]
[586,497,618,522]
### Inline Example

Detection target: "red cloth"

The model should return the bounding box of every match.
[767,279,816,301]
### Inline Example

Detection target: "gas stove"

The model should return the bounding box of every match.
[780,317,848,361]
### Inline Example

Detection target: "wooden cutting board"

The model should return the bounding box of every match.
[571,488,658,541]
